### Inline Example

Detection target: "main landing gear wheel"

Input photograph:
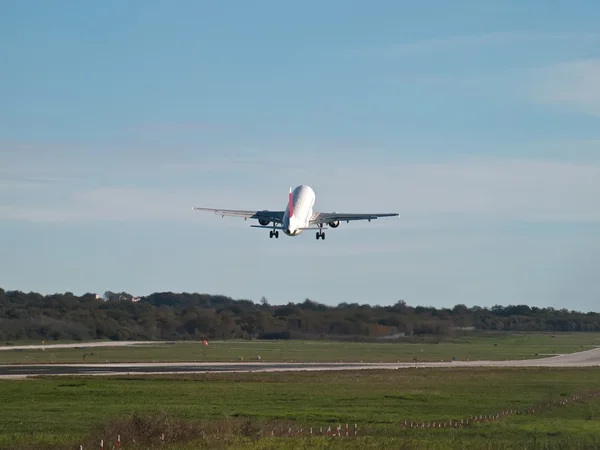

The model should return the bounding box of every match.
[270,230,279,239]
[316,231,325,240]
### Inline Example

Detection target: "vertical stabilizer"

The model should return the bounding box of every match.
[288,187,294,217]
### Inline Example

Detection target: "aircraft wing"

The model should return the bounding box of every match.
[310,212,399,225]
[192,207,285,223]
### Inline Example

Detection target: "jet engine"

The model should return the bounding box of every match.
[258,219,270,226]
[328,220,340,228]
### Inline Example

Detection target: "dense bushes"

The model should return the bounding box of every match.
[0,288,598,342]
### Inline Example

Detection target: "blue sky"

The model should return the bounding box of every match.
[2,1,600,311]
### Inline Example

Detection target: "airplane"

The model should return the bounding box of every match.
[192,184,399,240]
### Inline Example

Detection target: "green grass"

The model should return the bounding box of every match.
[1,367,600,449]
[2,332,600,365]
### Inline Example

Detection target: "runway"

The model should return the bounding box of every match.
[2,347,600,378]
[0,341,168,351]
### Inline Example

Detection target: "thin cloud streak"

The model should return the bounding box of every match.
[351,31,600,57]
[1,156,599,224]
[128,122,227,134]
[0,177,66,191]
[532,58,600,116]
[283,235,486,257]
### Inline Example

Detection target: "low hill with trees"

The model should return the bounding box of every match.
[1,288,598,342]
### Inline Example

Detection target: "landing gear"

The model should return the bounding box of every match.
[269,230,279,239]
[316,226,325,240]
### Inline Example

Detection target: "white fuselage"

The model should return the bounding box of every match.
[283,185,315,236]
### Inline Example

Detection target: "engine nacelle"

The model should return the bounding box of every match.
[258,218,270,226]
[328,221,340,228]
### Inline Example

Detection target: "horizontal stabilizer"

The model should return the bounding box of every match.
[250,225,285,230]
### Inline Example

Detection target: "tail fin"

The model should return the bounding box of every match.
[288,187,294,217]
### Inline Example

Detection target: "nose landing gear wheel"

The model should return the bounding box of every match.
[316,231,325,240]
[270,230,279,239]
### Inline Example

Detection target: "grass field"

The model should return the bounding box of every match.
[2,332,600,365]
[2,367,600,449]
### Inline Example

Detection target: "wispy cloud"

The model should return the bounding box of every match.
[531,58,600,116]
[125,122,228,135]
[320,158,600,223]
[2,155,599,224]
[351,31,600,57]
[283,233,492,257]
[0,187,206,223]
[0,137,261,181]
[0,174,67,187]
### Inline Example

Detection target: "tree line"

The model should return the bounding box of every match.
[0,287,599,342]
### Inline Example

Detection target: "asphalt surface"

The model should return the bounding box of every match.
[0,362,360,377]
[1,347,600,378]
[0,341,166,351]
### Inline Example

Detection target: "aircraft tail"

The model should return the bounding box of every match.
[288,187,294,217]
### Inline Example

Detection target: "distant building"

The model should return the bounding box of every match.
[94,291,140,302]
[118,294,141,302]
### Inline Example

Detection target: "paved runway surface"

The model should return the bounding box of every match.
[0,341,168,351]
[1,347,600,378]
